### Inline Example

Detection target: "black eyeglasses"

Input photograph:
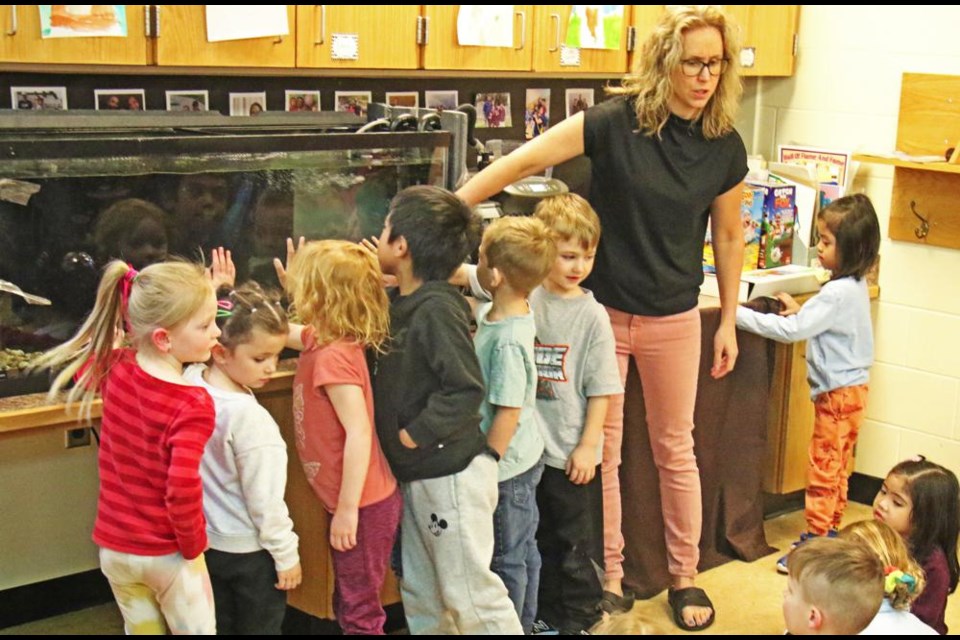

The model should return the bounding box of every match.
[679,58,728,77]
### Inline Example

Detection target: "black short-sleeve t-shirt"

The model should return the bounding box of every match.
[582,96,748,316]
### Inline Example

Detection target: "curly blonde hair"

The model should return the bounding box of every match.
[607,5,741,139]
[286,240,390,353]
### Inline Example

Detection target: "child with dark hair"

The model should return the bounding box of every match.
[736,193,881,574]
[372,185,523,634]
[873,457,960,634]
[183,281,301,635]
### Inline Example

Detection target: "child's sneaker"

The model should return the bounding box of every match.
[532,619,560,635]
[776,529,839,574]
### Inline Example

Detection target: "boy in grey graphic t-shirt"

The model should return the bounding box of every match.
[465,194,621,634]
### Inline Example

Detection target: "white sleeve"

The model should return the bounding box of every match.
[232,403,300,571]
[465,263,492,302]
[735,287,839,343]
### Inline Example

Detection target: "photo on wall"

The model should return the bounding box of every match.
[424,90,459,113]
[166,90,209,112]
[386,91,419,108]
[95,89,145,111]
[565,88,594,118]
[475,92,512,128]
[524,88,551,139]
[335,91,372,118]
[285,90,320,112]
[11,86,68,110]
[229,92,267,116]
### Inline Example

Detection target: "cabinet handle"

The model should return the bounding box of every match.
[274,35,283,45]
[6,5,17,36]
[549,13,560,52]
[515,10,526,50]
[314,5,325,45]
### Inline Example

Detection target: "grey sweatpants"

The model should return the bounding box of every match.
[399,453,523,635]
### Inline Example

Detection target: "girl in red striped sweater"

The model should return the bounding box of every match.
[38,259,222,634]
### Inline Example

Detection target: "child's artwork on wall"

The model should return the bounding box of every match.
[40,5,127,38]
[475,92,512,128]
[565,5,624,50]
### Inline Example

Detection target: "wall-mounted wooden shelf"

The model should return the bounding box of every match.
[853,154,960,175]
[857,73,960,250]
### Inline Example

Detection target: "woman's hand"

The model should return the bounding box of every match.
[272,236,305,291]
[710,321,738,379]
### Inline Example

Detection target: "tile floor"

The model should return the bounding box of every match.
[3,502,958,635]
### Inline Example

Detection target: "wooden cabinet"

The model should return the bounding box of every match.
[154,5,296,68]
[295,5,420,70]
[627,5,665,71]
[0,4,150,65]
[764,340,816,493]
[532,6,628,74]
[724,5,799,77]
[422,5,534,71]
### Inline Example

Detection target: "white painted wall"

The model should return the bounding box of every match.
[757,5,960,480]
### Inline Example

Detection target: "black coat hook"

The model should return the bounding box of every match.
[910,200,930,239]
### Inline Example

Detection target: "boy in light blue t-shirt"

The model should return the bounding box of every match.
[472,215,556,634]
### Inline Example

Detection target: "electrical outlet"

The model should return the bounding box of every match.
[65,427,91,449]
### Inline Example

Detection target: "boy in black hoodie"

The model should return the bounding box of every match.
[373,185,523,635]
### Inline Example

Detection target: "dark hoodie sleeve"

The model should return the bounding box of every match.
[403,297,484,448]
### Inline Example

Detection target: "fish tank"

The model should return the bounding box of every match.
[0,109,459,397]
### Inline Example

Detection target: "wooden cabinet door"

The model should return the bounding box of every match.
[725,5,799,77]
[626,5,664,72]
[422,5,534,71]
[0,5,149,64]
[296,5,419,70]
[154,5,296,68]
[532,5,628,73]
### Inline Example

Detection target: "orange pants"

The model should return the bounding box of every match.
[804,384,868,536]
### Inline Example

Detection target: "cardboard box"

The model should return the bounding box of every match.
[700,264,821,302]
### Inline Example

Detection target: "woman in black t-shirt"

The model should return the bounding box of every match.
[458,6,747,632]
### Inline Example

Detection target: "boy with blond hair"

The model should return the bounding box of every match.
[473,215,556,633]
[461,194,622,634]
[782,537,884,635]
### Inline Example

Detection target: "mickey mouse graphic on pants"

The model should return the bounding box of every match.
[429,513,448,537]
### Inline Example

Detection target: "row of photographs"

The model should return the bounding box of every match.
[9,86,596,138]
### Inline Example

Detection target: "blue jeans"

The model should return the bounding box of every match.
[491,458,545,634]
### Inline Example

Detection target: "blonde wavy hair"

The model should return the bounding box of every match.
[286,240,390,353]
[35,260,213,420]
[534,193,602,250]
[607,5,741,139]
[841,519,927,611]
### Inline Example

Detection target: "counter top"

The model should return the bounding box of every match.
[0,359,297,436]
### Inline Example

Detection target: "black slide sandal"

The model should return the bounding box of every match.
[667,586,716,632]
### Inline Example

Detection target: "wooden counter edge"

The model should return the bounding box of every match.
[0,368,296,436]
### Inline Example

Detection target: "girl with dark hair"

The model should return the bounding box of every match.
[736,193,881,576]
